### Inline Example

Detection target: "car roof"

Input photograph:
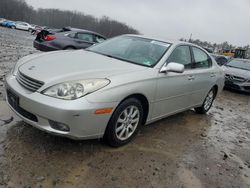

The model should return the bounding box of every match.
[16,21,27,23]
[65,29,106,39]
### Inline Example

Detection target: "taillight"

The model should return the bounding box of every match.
[44,35,56,41]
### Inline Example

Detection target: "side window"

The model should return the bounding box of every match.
[76,33,94,42]
[95,35,105,43]
[192,47,212,68]
[167,45,192,69]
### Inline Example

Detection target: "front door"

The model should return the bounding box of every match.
[152,45,196,120]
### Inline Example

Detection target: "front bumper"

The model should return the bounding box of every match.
[224,80,250,93]
[5,74,118,140]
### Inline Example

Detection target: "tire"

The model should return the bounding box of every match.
[28,28,32,32]
[195,88,216,114]
[104,98,143,147]
[11,25,15,29]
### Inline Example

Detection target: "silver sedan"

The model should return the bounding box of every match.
[5,35,225,146]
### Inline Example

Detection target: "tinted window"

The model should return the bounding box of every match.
[192,47,212,68]
[167,46,192,69]
[77,33,94,42]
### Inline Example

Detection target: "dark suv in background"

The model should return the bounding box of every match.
[34,28,106,51]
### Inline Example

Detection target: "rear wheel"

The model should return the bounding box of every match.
[104,98,143,147]
[195,88,216,114]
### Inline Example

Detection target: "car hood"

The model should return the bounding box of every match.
[18,50,147,84]
[223,65,250,79]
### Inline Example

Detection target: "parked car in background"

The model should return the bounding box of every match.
[1,20,16,28]
[6,35,224,146]
[211,54,230,66]
[34,29,106,51]
[31,26,72,35]
[0,18,6,25]
[223,58,250,93]
[15,21,35,32]
[31,25,48,35]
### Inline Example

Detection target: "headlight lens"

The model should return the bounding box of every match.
[42,79,110,100]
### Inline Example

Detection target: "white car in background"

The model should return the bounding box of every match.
[15,21,34,32]
[0,18,6,24]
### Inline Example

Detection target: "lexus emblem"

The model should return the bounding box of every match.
[227,75,234,81]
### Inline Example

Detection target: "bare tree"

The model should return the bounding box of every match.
[0,0,139,37]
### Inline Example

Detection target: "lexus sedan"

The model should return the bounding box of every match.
[34,29,106,51]
[223,58,250,93]
[5,35,224,147]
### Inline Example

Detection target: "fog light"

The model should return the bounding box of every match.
[49,120,70,132]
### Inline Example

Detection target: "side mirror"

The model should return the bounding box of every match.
[160,62,184,73]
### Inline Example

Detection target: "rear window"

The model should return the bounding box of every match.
[67,33,76,38]
[96,35,105,43]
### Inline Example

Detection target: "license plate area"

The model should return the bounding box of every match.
[7,89,19,109]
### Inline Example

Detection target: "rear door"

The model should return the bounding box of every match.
[189,46,216,106]
[19,23,27,30]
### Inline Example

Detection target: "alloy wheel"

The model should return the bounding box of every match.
[204,90,214,111]
[115,105,140,141]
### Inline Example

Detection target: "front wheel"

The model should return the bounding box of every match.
[195,88,216,114]
[104,98,143,147]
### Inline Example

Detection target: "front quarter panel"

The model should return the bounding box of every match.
[85,68,158,120]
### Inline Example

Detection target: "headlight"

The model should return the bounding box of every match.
[42,79,110,100]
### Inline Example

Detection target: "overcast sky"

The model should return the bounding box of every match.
[25,0,250,46]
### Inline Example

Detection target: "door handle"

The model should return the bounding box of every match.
[188,75,195,80]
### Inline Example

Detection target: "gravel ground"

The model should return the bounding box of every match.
[0,27,250,188]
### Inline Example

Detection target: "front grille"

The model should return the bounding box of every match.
[225,74,246,83]
[16,71,44,92]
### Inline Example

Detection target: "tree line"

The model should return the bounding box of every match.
[180,37,250,54]
[0,0,139,37]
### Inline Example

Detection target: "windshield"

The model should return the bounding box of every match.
[88,36,171,67]
[226,59,250,71]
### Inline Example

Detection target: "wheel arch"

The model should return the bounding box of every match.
[212,84,218,97]
[116,93,150,125]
